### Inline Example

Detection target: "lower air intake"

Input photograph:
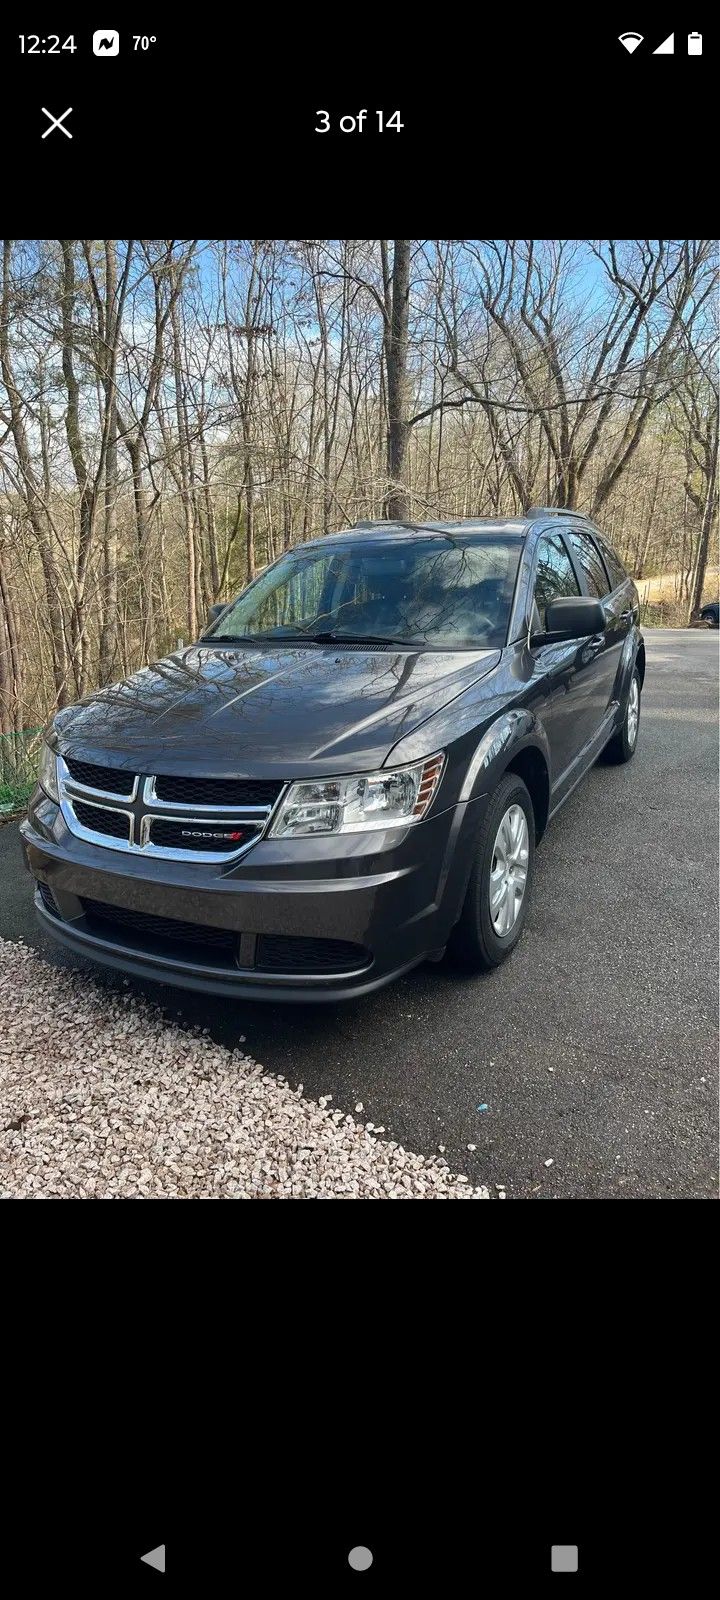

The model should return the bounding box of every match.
[81,898,237,951]
[255,934,371,975]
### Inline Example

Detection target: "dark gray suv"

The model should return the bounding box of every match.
[22,511,644,1001]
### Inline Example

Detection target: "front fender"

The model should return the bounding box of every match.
[458,710,551,803]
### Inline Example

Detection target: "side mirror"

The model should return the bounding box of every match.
[532,596,606,645]
[207,602,228,628]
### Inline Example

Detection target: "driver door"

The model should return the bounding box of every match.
[527,531,603,792]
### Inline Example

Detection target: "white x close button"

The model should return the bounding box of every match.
[41,107,73,139]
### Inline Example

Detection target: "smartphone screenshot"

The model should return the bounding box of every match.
[0,11,716,1595]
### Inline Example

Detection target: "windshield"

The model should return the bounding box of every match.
[204,536,522,650]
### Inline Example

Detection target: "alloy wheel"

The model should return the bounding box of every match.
[627,676,639,747]
[489,803,529,935]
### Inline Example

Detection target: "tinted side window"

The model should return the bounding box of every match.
[593,531,628,591]
[567,530,610,598]
[533,533,580,624]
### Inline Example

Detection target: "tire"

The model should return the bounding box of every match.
[448,773,535,973]
[604,666,641,764]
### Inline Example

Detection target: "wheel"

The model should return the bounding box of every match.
[604,666,641,764]
[448,773,535,972]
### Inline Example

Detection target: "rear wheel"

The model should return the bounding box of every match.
[448,773,535,972]
[604,667,641,764]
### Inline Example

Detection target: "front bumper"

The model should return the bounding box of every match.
[21,788,488,1002]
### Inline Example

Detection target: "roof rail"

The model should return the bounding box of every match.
[352,518,461,538]
[526,506,598,526]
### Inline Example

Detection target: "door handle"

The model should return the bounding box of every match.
[620,609,634,620]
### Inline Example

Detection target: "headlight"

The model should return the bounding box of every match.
[269,754,445,839]
[38,741,59,802]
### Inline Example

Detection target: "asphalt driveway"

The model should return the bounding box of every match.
[1,628,717,1198]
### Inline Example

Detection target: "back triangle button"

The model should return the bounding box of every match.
[141,1545,166,1573]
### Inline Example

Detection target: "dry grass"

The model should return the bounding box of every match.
[634,567,719,607]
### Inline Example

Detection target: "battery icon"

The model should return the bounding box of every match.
[688,32,702,54]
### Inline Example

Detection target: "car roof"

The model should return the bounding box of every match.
[298,518,529,551]
[295,512,603,550]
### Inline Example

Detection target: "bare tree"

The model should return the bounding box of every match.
[426,239,716,515]
[672,353,719,621]
[381,240,411,519]
[1,240,69,704]
[0,238,716,735]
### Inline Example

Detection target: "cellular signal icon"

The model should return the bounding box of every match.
[618,31,644,53]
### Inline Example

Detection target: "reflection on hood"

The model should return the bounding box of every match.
[54,642,501,777]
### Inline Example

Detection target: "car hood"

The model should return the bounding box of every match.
[53,643,501,778]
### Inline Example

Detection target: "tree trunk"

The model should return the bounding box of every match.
[98,242,119,684]
[170,297,199,639]
[0,540,24,735]
[60,240,97,696]
[688,433,718,620]
[383,241,411,521]
[637,458,664,578]
[200,431,221,598]
[127,437,156,660]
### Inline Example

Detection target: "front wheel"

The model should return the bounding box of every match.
[604,666,641,764]
[448,773,535,973]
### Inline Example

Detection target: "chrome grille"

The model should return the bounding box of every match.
[58,754,284,863]
[152,773,282,808]
[64,757,135,797]
[73,799,131,842]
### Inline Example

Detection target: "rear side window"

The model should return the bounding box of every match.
[567,530,610,598]
[593,531,628,591]
[533,533,580,624]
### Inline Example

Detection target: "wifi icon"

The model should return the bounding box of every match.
[618,31,644,53]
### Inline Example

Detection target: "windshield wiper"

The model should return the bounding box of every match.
[199,632,267,644]
[201,630,420,648]
[301,632,418,648]
[204,630,329,644]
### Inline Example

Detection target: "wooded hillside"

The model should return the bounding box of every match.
[1,239,717,736]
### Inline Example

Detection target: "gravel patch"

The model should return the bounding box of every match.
[0,939,490,1199]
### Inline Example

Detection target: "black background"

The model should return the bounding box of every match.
[4,1450,713,1592]
[0,14,715,229]
[3,1211,715,1594]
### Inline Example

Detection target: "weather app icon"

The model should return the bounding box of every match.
[93,30,120,55]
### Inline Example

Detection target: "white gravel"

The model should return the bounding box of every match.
[0,939,490,1199]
